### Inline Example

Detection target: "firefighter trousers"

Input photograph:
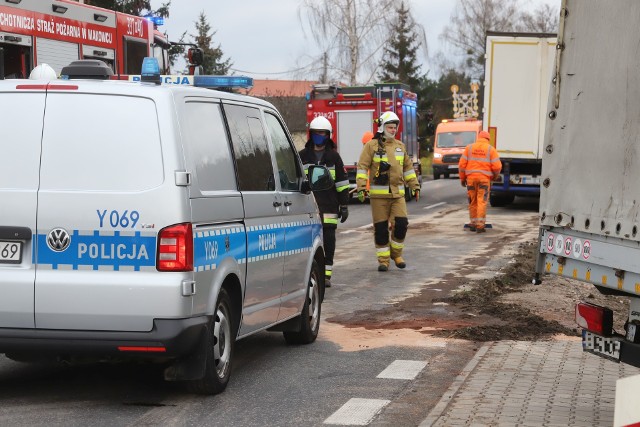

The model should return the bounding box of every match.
[466,175,491,229]
[320,212,338,280]
[370,197,408,266]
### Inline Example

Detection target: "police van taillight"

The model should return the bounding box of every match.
[157,223,193,272]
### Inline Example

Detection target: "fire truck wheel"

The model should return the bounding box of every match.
[433,172,441,180]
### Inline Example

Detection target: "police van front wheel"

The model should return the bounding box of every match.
[283,260,321,345]
[186,288,235,395]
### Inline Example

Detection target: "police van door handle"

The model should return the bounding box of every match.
[273,201,282,207]
[284,201,292,207]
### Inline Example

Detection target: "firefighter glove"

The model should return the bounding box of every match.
[339,205,349,223]
[412,189,420,202]
[357,190,368,203]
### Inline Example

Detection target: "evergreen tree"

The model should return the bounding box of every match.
[86,1,152,16]
[415,69,474,149]
[188,12,232,75]
[377,1,423,89]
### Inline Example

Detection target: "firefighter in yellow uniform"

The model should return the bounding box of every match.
[356,112,420,271]
[458,130,502,232]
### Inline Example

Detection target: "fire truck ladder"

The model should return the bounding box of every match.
[376,86,398,116]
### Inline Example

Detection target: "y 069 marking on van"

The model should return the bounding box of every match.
[193,221,321,271]
[96,209,140,228]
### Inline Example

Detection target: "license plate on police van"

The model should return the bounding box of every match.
[0,241,22,264]
[582,330,621,360]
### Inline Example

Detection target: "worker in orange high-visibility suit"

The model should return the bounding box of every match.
[361,131,374,192]
[458,131,502,233]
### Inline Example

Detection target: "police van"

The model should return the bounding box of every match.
[0,59,331,394]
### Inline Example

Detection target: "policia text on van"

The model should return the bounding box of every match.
[0,59,333,395]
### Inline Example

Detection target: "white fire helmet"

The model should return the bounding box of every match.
[29,64,57,81]
[378,111,400,132]
[309,116,332,134]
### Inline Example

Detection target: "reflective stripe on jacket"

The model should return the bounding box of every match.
[458,137,502,181]
[299,141,350,211]
[356,136,419,199]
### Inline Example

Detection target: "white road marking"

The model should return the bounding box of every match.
[376,360,428,380]
[324,398,390,425]
[423,202,446,210]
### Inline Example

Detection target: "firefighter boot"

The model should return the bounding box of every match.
[377,246,390,272]
[374,220,391,272]
[393,256,406,269]
[325,265,333,287]
[390,218,408,269]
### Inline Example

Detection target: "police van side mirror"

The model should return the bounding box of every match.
[308,165,334,192]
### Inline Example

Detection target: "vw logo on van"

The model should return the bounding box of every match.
[47,228,71,252]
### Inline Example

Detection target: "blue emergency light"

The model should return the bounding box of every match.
[146,15,164,26]
[194,75,253,90]
[140,57,161,84]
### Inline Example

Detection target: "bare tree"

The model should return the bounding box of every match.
[519,3,559,33]
[440,0,521,78]
[299,0,394,85]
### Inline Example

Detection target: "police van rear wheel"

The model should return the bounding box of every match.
[283,260,321,345]
[187,288,234,395]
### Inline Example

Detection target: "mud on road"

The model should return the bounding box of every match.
[327,206,629,342]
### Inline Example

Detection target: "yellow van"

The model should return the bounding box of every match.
[432,119,482,179]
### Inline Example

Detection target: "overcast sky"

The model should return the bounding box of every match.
[150,0,559,79]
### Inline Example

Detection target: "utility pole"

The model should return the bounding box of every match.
[321,51,328,83]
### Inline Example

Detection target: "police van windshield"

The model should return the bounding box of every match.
[437,131,476,148]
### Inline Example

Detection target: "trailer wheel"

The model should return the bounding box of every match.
[489,194,515,207]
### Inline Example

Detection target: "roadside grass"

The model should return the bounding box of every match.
[420,155,433,176]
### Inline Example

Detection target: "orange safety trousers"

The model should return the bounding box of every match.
[466,175,491,229]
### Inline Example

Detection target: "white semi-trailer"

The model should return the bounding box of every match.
[535,0,640,368]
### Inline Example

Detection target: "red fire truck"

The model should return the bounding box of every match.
[306,82,421,199]
[0,0,171,79]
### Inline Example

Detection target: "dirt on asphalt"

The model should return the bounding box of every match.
[328,235,629,342]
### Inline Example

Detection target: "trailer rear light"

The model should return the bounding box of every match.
[157,223,193,272]
[576,302,613,336]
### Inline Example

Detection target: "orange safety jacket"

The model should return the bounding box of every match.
[458,136,502,181]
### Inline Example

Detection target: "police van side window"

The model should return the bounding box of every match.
[264,113,301,192]
[224,104,275,192]
[183,101,236,192]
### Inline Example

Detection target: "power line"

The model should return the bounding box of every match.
[229,59,321,76]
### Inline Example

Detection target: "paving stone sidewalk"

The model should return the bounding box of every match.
[421,340,640,427]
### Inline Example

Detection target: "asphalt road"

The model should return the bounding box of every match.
[0,178,541,426]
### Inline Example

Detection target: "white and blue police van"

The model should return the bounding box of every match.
[0,59,332,394]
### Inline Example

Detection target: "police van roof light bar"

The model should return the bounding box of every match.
[194,75,253,90]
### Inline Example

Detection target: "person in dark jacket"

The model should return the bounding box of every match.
[299,116,350,287]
